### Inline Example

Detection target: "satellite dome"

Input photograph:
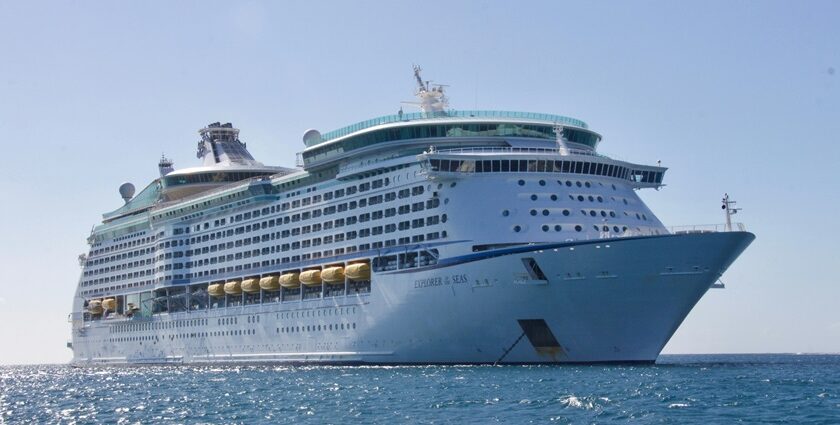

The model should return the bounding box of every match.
[119,182,136,203]
[302,129,322,147]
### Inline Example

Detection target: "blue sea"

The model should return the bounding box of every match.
[1,354,838,424]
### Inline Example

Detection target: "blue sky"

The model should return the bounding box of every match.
[0,1,838,364]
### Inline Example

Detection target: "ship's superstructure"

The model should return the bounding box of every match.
[68,70,754,364]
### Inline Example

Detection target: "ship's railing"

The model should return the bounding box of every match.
[314,110,589,146]
[668,223,747,234]
[431,146,605,157]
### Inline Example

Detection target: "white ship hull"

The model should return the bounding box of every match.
[71,231,753,365]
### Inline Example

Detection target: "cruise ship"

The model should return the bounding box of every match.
[68,68,754,365]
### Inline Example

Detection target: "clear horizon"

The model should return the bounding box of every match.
[0,0,838,365]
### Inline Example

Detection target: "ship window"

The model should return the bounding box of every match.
[513,225,521,233]
[541,225,549,232]
[575,225,582,232]
[530,194,538,201]
[518,180,525,186]
[530,209,537,216]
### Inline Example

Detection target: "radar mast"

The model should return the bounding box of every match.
[405,65,449,116]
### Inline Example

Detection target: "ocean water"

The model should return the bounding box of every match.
[1,354,838,424]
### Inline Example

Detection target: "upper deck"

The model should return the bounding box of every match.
[300,110,602,169]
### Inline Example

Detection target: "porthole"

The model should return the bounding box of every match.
[609,211,616,218]
[600,211,607,217]
[539,180,546,186]
[502,210,510,217]
[518,180,525,186]
[542,209,549,216]
[450,182,457,188]
[623,199,628,205]
[541,225,549,232]
[550,194,558,201]
[444,198,449,204]
[530,209,537,216]
[554,225,562,231]
[569,195,575,200]
[588,196,595,202]
[577,195,584,202]
[576,181,582,187]
[597,196,603,202]
[636,213,641,219]
[438,183,443,190]
[602,225,609,231]
[612,184,617,190]
[585,182,591,188]
[642,214,648,220]
[530,194,538,201]
[613,226,620,233]
[593,225,600,231]
[589,210,597,217]
[575,225,582,232]
[562,209,570,216]
[565,181,572,187]
[513,225,521,232]
[441,214,448,222]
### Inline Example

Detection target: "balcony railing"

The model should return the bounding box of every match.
[668,223,747,233]
[315,110,589,146]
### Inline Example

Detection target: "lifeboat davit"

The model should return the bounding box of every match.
[87,300,103,315]
[208,283,225,297]
[224,280,242,295]
[322,266,345,284]
[102,298,117,311]
[299,270,322,287]
[259,275,281,291]
[241,278,260,294]
[345,263,371,280]
[279,273,300,288]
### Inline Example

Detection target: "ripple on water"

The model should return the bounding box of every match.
[0,355,839,423]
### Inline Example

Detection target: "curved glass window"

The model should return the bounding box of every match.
[162,171,272,188]
[303,122,600,165]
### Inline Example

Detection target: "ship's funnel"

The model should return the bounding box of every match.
[196,122,263,167]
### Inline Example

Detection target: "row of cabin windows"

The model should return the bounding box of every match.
[86,227,444,292]
[89,234,155,258]
[184,201,442,255]
[87,197,443,280]
[80,279,154,296]
[183,215,445,269]
[426,158,664,184]
[189,184,424,235]
[182,194,439,253]
[181,231,446,280]
[93,178,425,276]
[86,247,155,267]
